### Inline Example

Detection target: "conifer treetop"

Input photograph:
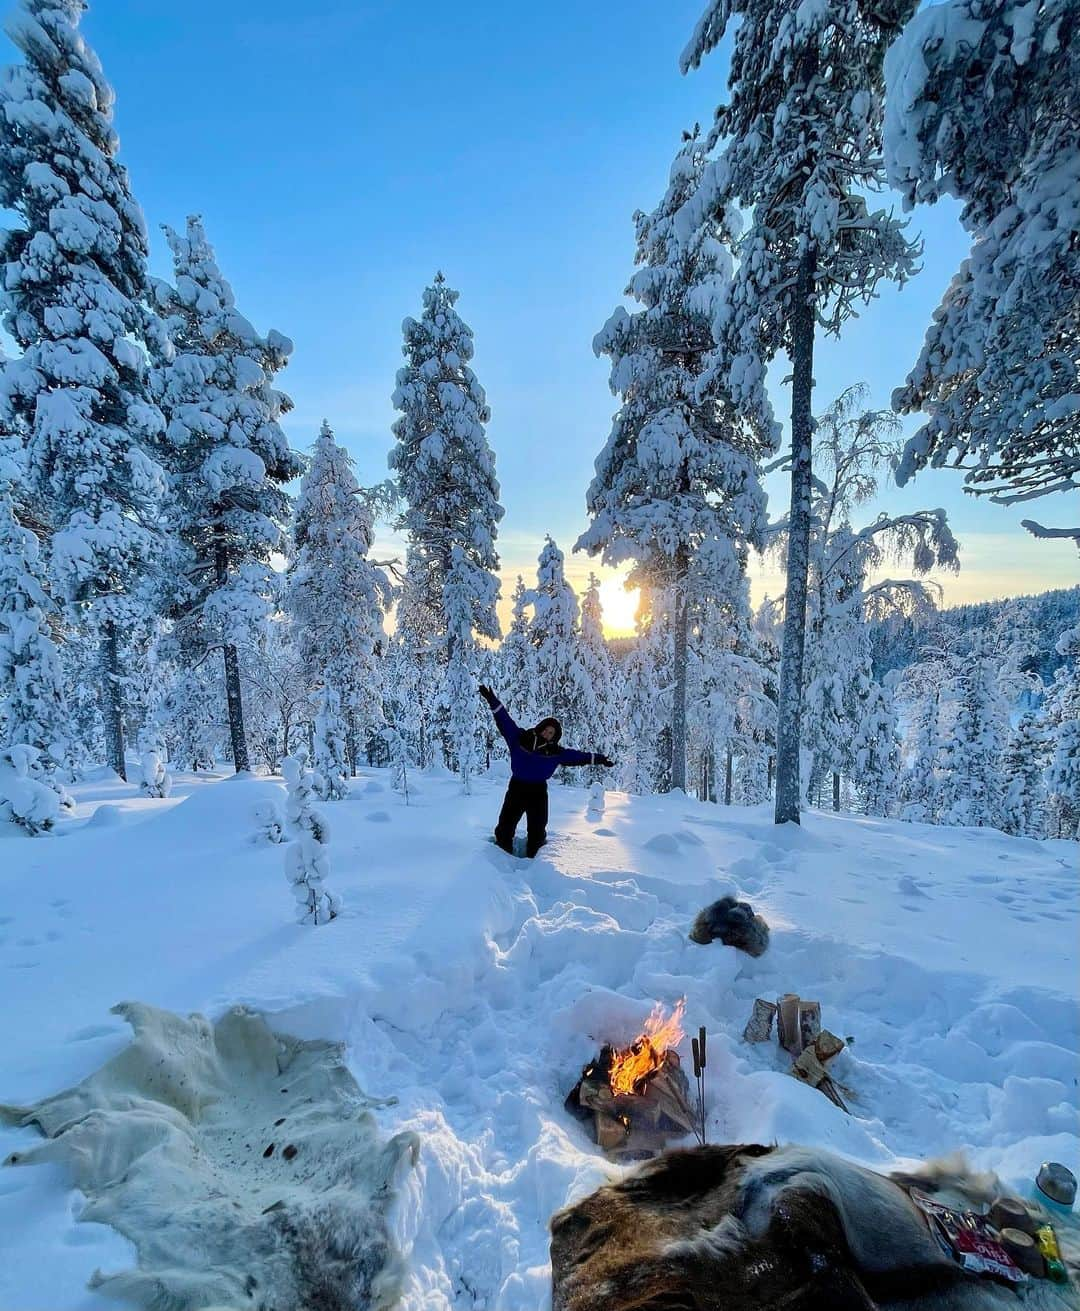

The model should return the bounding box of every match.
[579,133,771,592]
[0,0,167,628]
[678,0,921,438]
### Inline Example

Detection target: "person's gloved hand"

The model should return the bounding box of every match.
[594,753,615,768]
[478,685,498,708]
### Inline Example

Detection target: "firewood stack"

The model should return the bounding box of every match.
[565,1046,697,1158]
[743,993,850,1111]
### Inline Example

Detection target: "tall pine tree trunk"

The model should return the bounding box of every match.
[215,544,250,773]
[832,770,841,812]
[725,748,734,805]
[101,621,126,781]
[774,245,817,824]
[671,550,690,793]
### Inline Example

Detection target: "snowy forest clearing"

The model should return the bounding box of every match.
[1,770,1076,1310]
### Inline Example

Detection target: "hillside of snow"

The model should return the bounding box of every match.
[1,769,1077,1310]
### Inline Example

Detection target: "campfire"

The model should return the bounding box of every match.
[565,999,698,1158]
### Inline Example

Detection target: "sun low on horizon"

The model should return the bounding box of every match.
[597,574,640,638]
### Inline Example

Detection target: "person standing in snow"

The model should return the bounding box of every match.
[479,686,614,857]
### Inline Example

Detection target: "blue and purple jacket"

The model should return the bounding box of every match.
[489,701,597,783]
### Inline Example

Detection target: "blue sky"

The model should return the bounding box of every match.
[11,0,1075,631]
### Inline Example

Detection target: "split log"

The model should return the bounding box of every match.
[743,999,777,1043]
[798,1001,821,1049]
[792,1048,828,1088]
[777,994,803,1055]
[813,1030,845,1063]
[648,1077,697,1135]
[595,1111,630,1152]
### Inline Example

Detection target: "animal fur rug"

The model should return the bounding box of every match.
[550,1143,1080,1311]
[2,1002,418,1311]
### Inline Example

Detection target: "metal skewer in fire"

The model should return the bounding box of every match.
[691,1025,707,1146]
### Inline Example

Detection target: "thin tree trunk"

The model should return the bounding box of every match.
[773,244,817,825]
[215,544,250,773]
[832,770,841,812]
[101,622,126,781]
[725,749,734,805]
[671,550,690,793]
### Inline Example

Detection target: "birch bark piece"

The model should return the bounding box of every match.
[742,999,777,1043]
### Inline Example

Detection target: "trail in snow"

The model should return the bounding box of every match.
[0,769,1076,1311]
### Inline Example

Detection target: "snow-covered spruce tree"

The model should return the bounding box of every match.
[287,421,391,773]
[579,573,619,776]
[384,559,442,771]
[135,718,171,799]
[578,132,771,793]
[379,722,411,802]
[897,682,942,824]
[681,0,920,822]
[851,680,901,817]
[689,571,774,805]
[241,618,309,774]
[1000,712,1046,839]
[793,389,957,810]
[161,666,220,772]
[497,576,540,729]
[935,639,1009,829]
[389,274,503,779]
[615,590,676,794]
[152,216,300,774]
[1046,719,1080,841]
[57,625,103,777]
[251,797,285,845]
[885,0,1079,537]
[1042,623,1080,838]
[0,743,65,834]
[0,434,70,807]
[311,684,349,801]
[0,0,168,780]
[441,544,498,793]
[527,538,596,754]
[282,750,340,926]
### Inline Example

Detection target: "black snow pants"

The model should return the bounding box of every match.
[494,777,548,857]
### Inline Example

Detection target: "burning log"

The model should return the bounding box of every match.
[565,1001,697,1159]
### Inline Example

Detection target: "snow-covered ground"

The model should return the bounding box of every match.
[1,768,1077,1310]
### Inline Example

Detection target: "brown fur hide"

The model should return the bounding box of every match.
[550,1144,1079,1311]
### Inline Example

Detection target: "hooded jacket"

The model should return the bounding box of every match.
[489,701,597,783]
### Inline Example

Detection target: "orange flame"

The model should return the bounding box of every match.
[608,998,686,1095]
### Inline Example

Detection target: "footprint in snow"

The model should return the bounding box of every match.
[365,811,391,823]
[594,828,615,837]
[897,875,929,899]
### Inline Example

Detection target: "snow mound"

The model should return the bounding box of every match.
[643,829,706,853]
[1,1002,418,1311]
[150,775,286,845]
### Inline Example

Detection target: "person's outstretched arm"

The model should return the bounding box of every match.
[558,747,616,768]
[479,686,519,748]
